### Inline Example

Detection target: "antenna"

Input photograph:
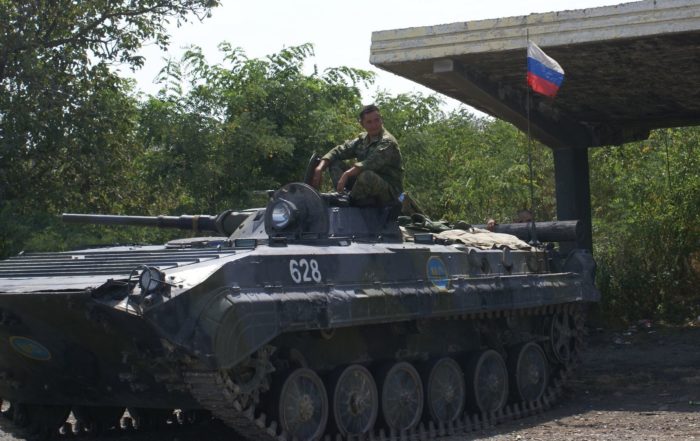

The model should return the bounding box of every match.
[526,29,540,246]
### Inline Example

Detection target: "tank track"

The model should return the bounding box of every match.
[0,303,584,440]
[0,405,206,439]
[184,302,586,441]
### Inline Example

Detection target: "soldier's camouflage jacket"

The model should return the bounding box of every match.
[322,128,403,197]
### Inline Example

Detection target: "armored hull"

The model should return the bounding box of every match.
[0,183,599,440]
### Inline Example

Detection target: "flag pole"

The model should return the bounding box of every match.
[525,29,539,245]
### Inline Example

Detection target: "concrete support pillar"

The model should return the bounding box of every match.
[553,147,593,252]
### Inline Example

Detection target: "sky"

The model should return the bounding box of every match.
[127,0,627,109]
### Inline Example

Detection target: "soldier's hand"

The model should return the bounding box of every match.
[337,166,361,193]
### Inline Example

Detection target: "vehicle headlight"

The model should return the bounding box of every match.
[139,266,163,293]
[270,200,296,229]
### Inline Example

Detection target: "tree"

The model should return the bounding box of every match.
[139,43,374,211]
[0,0,218,79]
[376,93,554,225]
[0,0,219,257]
[590,127,700,324]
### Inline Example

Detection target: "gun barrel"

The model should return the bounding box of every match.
[472,220,581,243]
[62,214,220,233]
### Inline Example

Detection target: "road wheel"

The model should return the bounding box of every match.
[276,367,328,441]
[379,361,423,431]
[423,357,465,423]
[329,364,378,436]
[508,342,549,403]
[466,349,508,414]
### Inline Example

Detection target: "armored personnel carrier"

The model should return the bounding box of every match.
[0,182,599,440]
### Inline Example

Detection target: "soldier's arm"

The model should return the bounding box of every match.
[336,165,362,193]
[321,138,360,163]
[313,138,360,189]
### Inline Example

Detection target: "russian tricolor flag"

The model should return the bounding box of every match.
[527,41,564,98]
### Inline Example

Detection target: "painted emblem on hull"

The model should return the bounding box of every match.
[426,256,449,290]
[9,336,51,361]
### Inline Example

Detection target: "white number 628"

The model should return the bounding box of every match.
[289,258,322,284]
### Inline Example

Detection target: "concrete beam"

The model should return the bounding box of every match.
[370,0,700,148]
[371,0,699,65]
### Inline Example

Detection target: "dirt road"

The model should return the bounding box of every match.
[1,326,698,440]
[476,325,700,440]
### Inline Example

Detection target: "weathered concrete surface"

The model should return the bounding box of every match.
[370,0,700,148]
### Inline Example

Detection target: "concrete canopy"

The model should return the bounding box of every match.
[369,0,700,149]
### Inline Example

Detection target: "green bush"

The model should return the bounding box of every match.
[591,127,700,324]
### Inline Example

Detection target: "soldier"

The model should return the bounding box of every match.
[311,104,403,206]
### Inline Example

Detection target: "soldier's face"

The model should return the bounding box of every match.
[360,111,383,137]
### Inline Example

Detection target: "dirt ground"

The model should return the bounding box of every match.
[474,325,700,440]
[0,325,698,441]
